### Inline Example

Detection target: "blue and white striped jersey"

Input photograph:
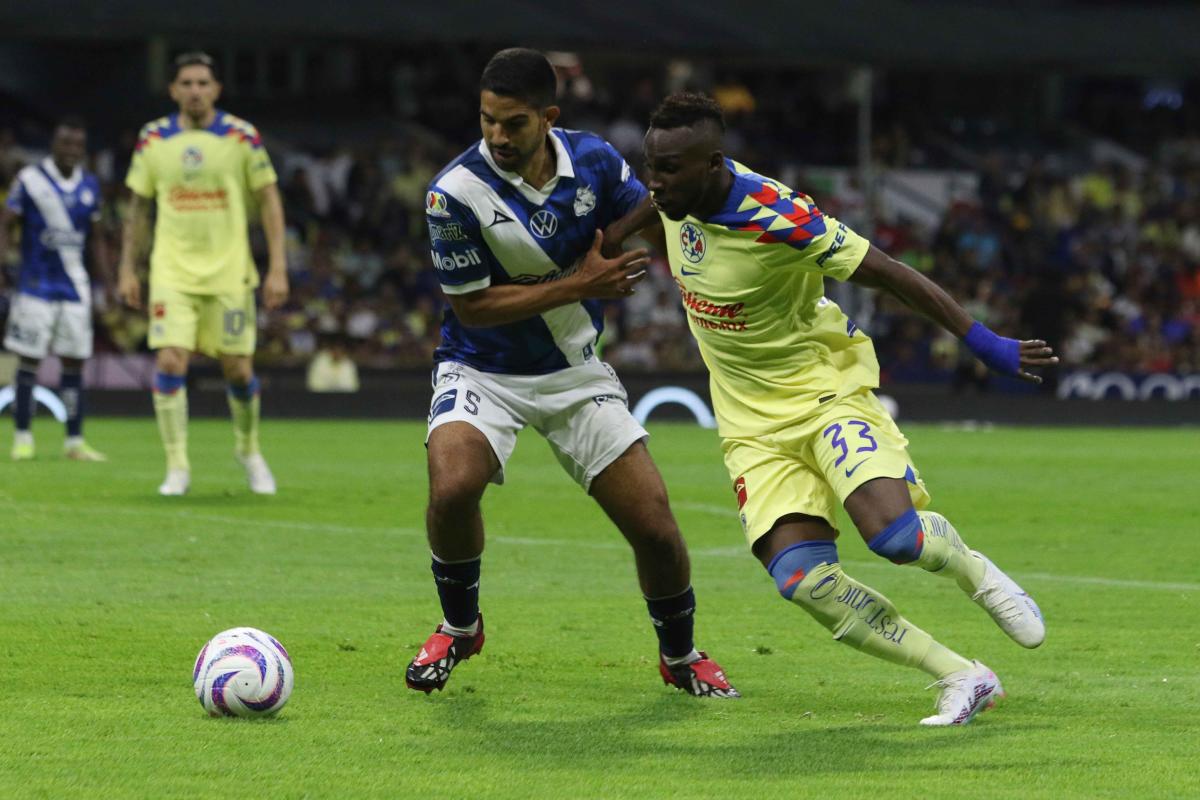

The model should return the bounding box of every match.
[5,158,100,303]
[426,129,647,374]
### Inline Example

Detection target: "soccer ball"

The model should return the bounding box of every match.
[193,627,294,717]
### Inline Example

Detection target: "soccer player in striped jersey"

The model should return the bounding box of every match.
[406,49,737,698]
[631,92,1056,725]
[117,52,288,496]
[2,118,108,462]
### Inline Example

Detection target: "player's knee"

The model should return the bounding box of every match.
[155,348,188,375]
[866,507,923,564]
[767,540,839,601]
[428,473,487,516]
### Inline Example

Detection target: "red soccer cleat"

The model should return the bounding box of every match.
[659,651,741,698]
[405,615,485,694]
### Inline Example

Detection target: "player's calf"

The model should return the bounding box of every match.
[768,540,973,679]
[866,509,1044,647]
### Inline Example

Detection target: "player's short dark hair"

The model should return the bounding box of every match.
[171,51,220,82]
[54,115,87,133]
[649,92,726,133]
[480,48,558,108]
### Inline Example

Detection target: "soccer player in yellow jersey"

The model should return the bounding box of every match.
[633,93,1058,725]
[117,52,288,496]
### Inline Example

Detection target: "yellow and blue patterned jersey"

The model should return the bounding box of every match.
[125,110,276,295]
[658,159,878,437]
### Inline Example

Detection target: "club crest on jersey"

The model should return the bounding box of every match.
[530,209,558,239]
[426,190,451,218]
[680,222,706,264]
[80,188,95,207]
[574,185,596,217]
[182,147,204,171]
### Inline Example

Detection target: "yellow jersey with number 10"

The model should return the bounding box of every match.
[659,160,879,438]
[125,110,277,295]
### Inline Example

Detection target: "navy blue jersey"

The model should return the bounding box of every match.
[6,159,100,303]
[426,129,647,374]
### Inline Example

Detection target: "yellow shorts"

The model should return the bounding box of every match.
[721,388,931,546]
[148,286,256,357]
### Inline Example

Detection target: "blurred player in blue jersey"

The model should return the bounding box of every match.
[406,49,738,698]
[623,93,1057,725]
[2,118,108,462]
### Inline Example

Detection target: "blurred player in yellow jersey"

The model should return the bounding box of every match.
[625,93,1059,726]
[118,52,287,496]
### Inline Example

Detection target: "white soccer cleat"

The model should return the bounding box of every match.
[971,551,1045,648]
[920,660,1003,727]
[158,469,191,496]
[64,440,108,462]
[238,452,277,495]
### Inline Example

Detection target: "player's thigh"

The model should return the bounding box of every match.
[201,291,256,359]
[722,435,840,552]
[49,300,94,360]
[534,362,647,492]
[3,293,53,359]
[148,285,201,353]
[803,390,931,527]
[426,362,526,488]
[589,440,676,537]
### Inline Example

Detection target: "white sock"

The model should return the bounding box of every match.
[441,618,479,637]
[14,430,33,446]
[662,649,701,667]
[65,435,84,449]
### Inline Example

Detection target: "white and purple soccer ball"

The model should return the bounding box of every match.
[193,627,293,718]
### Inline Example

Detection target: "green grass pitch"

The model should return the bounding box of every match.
[1,419,1197,798]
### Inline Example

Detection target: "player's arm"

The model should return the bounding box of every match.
[256,182,288,310]
[601,194,665,257]
[0,206,16,290]
[117,193,153,309]
[848,244,1058,383]
[88,227,113,290]
[448,231,649,327]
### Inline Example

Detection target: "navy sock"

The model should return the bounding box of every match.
[60,371,84,437]
[646,586,696,658]
[14,367,36,431]
[431,557,480,629]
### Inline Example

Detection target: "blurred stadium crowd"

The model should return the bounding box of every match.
[2,59,1198,384]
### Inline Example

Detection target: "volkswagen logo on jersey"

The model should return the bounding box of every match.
[182,147,204,171]
[426,190,451,218]
[680,222,707,264]
[530,209,559,239]
[574,185,596,217]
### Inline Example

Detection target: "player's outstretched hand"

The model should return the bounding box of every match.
[573,230,650,300]
[263,270,289,311]
[1016,339,1059,384]
[118,269,142,310]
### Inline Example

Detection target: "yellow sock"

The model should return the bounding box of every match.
[915,511,987,593]
[153,388,189,471]
[227,380,261,457]
[791,562,971,679]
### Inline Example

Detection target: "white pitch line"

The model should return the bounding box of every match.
[3,499,1198,593]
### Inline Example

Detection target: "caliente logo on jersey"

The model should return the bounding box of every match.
[530,209,558,239]
[680,222,706,265]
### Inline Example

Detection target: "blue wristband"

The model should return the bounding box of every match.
[963,321,1020,376]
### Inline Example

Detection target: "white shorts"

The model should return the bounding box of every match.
[426,360,648,490]
[3,293,93,360]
